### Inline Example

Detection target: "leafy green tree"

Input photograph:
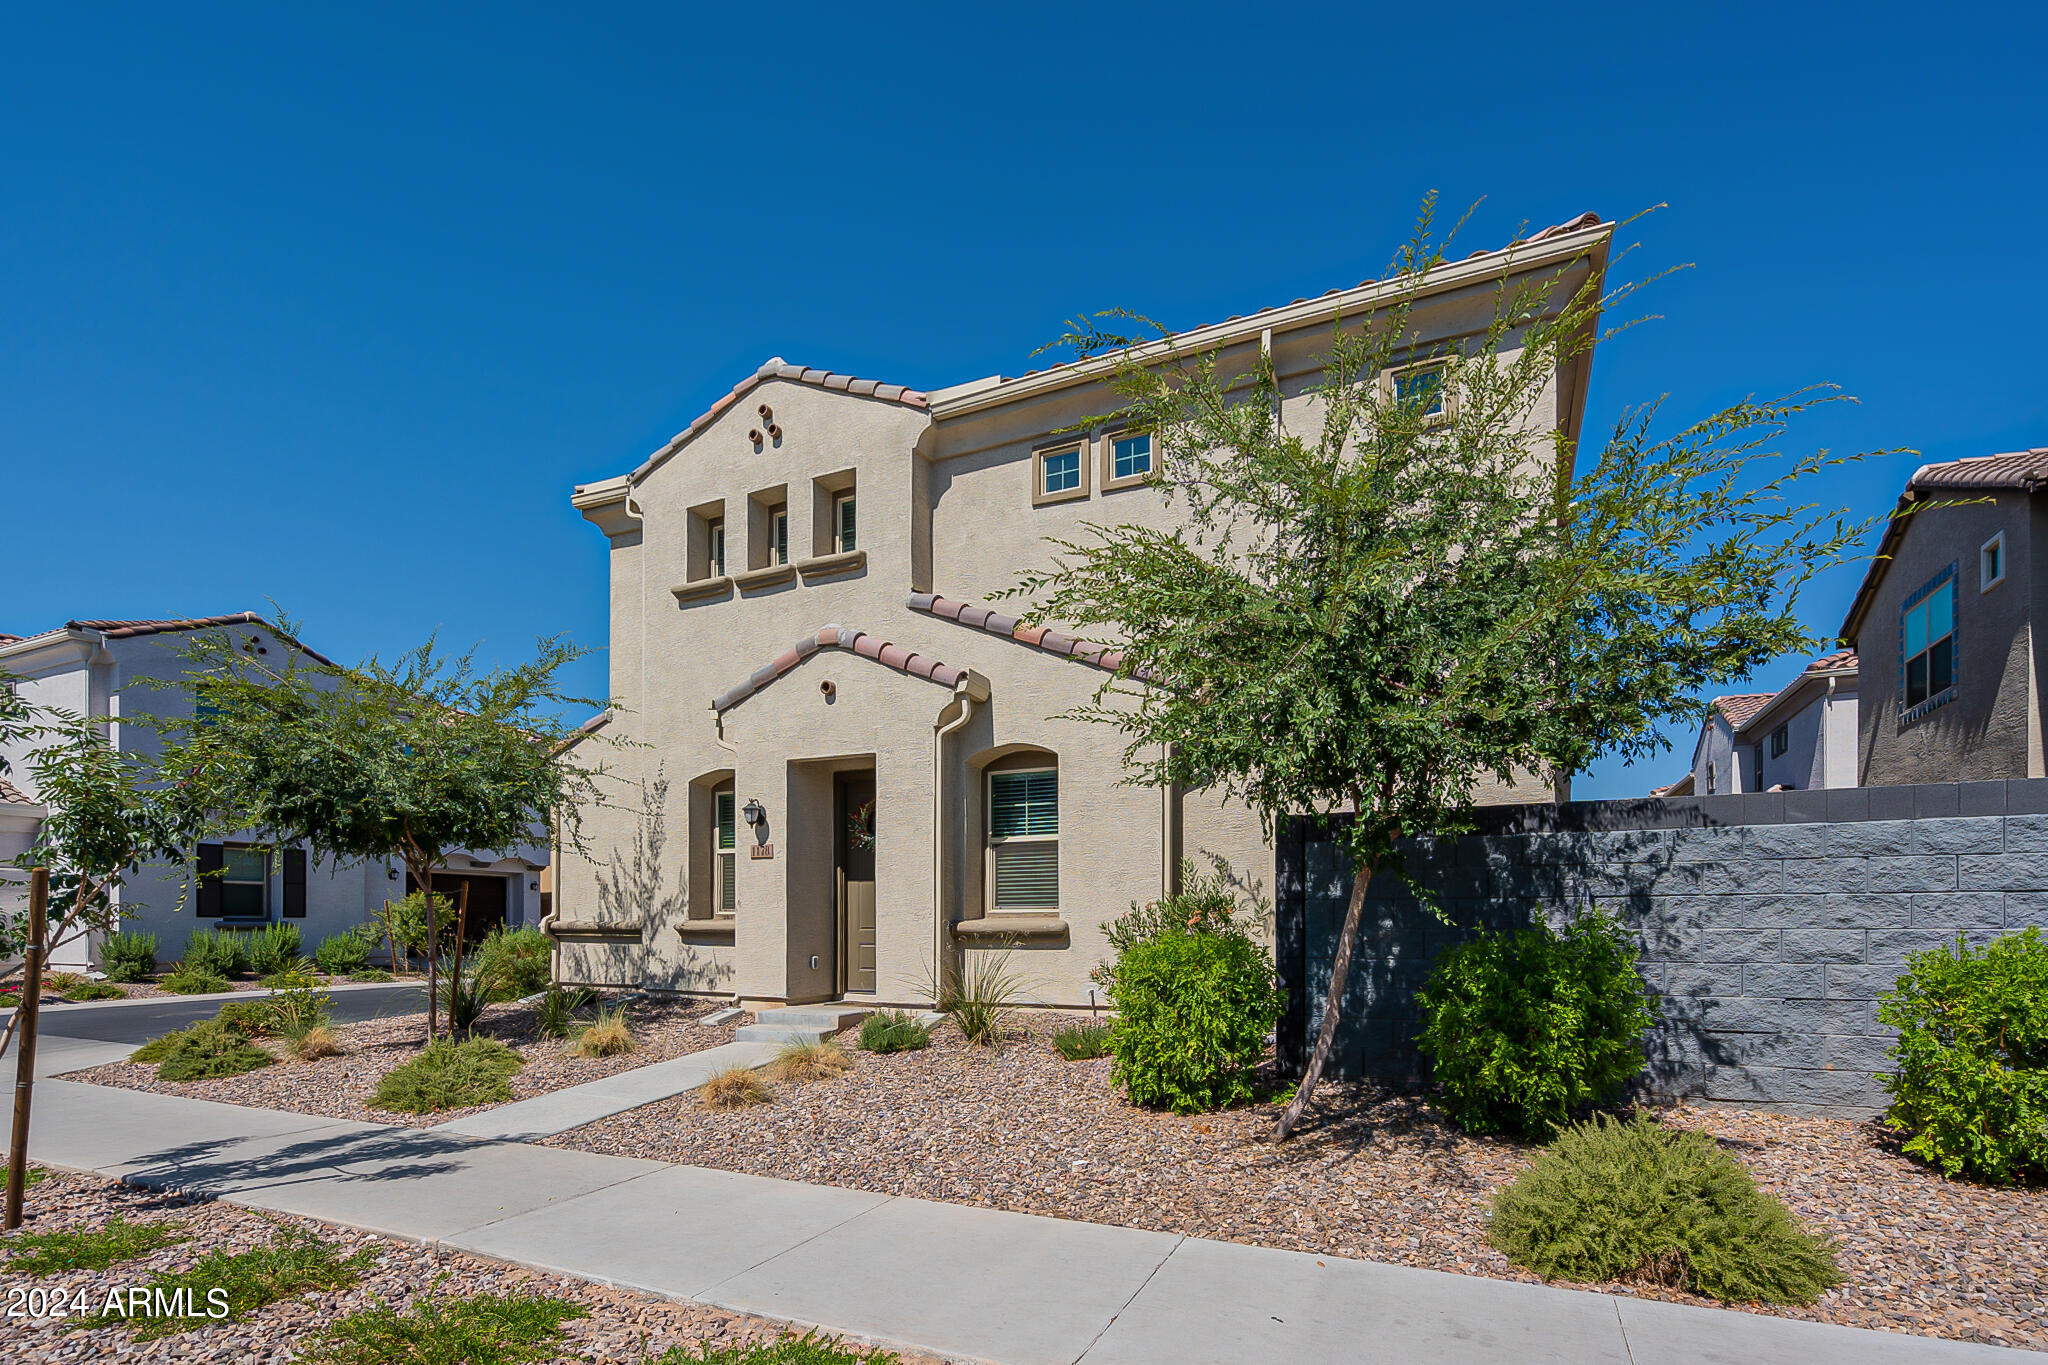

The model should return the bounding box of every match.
[150,624,609,1039]
[1013,203,1884,1138]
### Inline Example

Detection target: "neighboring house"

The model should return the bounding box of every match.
[1659,651,1860,796]
[554,213,1616,1009]
[1840,448,2048,784]
[0,615,547,970]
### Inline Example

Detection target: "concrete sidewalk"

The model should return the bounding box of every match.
[431,1039,784,1142]
[7,1078,2035,1365]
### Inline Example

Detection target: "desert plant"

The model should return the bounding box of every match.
[1052,1022,1113,1061]
[300,1287,589,1365]
[314,927,374,976]
[90,1226,374,1340]
[149,1018,275,1082]
[569,1006,636,1058]
[951,948,1023,1047]
[1876,928,2048,1184]
[50,975,123,1000]
[1489,1114,1842,1304]
[650,1332,901,1364]
[267,972,336,1045]
[699,1065,771,1110]
[349,968,394,983]
[288,1023,344,1060]
[247,922,303,977]
[1093,859,1269,996]
[100,929,159,983]
[181,927,249,978]
[261,955,321,988]
[215,999,279,1035]
[473,925,552,1001]
[768,1039,850,1084]
[3,1215,189,1275]
[535,984,597,1039]
[372,1036,524,1112]
[1109,928,1283,1113]
[1415,911,1655,1139]
[437,953,496,1033]
[160,966,231,995]
[856,1010,931,1054]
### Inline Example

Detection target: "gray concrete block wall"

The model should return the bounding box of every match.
[1285,789,2048,1117]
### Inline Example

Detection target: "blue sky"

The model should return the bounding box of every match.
[5,4,2044,798]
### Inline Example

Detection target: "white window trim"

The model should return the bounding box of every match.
[1981,531,2006,592]
[769,508,789,565]
[834,492,857,554]
[1100,429,1155,492]
[1032,442,1090,507]
[713,789,738,915]
[985,765,1058,913]
[1382,358,1457,426]
[708,519,726,578]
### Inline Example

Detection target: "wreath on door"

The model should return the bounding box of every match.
[847,799,876,851]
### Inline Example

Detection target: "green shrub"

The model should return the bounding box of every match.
[1415,911,1654,1139]
[3,1215,189,1275]
[1489,1114,1842,1304]
[1109,928,1283,1113]
[651,1333,900,1364]
[473,926,552,1001]
[160,966,232,995]
[1876,928,2048,1184]
[101,930,158,983]
[315,927,374,976]
[57,978,125,1001]
[182,928,250,978]
[267,971,336,1041]
[90,1227,373,1340]
[372,1036,525,1112]
[438,955,495,1033]
[215,999,278,1036]
[248,923,303,977]
[148,1019,275,1081]
[1093,859,1269,997]
[349,968,395,983]
[856,1010,931,1054]
[535,984,597,1039]
[1052,1022,1112,1061]
[381,890,456,969]
[301,1289,588,1365]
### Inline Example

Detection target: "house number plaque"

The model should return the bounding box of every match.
[750,843,774,859]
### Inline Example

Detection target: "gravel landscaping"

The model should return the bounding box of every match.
[548,1012,2048,1353]
[1,1168,944,1363]
[64,995,741,1129]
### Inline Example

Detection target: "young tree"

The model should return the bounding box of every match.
[151,624,610,1039]
[1013,205,1885,1139]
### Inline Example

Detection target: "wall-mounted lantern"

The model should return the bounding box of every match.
[741,798,767,827]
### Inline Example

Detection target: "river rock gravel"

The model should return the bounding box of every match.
[546,1013,2047,1353]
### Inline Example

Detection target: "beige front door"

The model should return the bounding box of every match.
[836,773,877,994]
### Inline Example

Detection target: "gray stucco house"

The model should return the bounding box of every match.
[1841,447,2048,784]
[1658,648,1859,796]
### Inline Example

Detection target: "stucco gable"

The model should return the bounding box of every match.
[712,624,969,714]
[907,592,1154,682]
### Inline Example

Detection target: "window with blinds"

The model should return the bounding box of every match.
[835,493,856,553]
[715,790,737,912]
[988,768,1057,910]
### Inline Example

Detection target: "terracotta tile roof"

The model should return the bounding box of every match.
[712,625,966,714]
[1904,448,2048,493]
[1802,648,1857,675]
[1711,693,1776,730]
[0,614,340,668]
[0,777,37,806]
[906,593,1153,680]
[619,358,929,485]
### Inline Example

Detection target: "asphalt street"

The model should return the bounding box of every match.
[22,983,427,1045]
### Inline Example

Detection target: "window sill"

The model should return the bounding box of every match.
[954,915,1067,942]
[733,563,798,592]
[796,549,866,581]
[1100,473,1154,493]
[1031,485,1090,509]
[544,918,644,943]
[1900,687,1957,728]
[676,918,737,943]
[671,576,733,604]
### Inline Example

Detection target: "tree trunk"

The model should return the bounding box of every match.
[449,880,471,1033]
[5,869,51,1230]
[1274,849,1378,1142]
[417,862,439,1042]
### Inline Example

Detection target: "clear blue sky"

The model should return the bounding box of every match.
[6,4,2044,799]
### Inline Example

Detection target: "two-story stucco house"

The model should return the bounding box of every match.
[1840,448,2048,784]
[552,213,1615,1009]
[1659,649,1860,796]
[0,615,548,969]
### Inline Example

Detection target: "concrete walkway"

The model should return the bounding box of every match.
[431,1040,784,1142]
[7,1077,2037,1364]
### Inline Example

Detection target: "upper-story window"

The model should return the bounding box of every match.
[1103,431,1153,491]
[1901,566,1957,714]
[1982,532,2005,592]
[1034,442,1088,506]
[1044,448,1080,493]
[1769,723,1789,758]
[835,493,857,554]
[709,519,726,577]
[1386,360,1453,424]
[769,506,789,565]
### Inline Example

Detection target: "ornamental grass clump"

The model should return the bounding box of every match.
[1488,1114,1842,1305]
[535,984,597,1039]
[1877,928,2048,1184]
[1415,911,1654,1138]
[700,1065,772,1110]
[768,1039,851,1084]
[1052,1021,1112,1060]
[372,1036,524,1112]
[568,1006,636,1058]
[856,1010,931,1054]
[1109,927,1283,1112]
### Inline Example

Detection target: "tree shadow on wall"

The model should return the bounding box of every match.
[594,767,733,993]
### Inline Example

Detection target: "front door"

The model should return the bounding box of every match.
[836,772,877,994]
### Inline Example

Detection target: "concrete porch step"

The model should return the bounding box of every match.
[731,1005,869,1047]
[733,1024,835,1045]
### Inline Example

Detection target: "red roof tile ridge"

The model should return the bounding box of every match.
[711,624,965,714]
[908,592,1149,681]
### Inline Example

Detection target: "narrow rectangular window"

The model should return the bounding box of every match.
[988,768,1057,910]
[770,508,789,565]
[1769,724,1788,758]
[1042,448,1080,495]
[1902,572,1957,708]
[835,494,856,553]
[1982,533,2005,591]
[714,791,737,912]
[709,520,726,577]
[1112,433,1152,481]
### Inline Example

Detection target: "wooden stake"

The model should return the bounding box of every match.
[5,867,51,1230]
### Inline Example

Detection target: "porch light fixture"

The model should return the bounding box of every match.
[741,798,766,827]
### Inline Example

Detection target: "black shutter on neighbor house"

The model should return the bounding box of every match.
[283,847,307,917]
[196,843,225,917]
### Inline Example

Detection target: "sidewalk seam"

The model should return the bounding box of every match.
[697,1193,904,1296]
[1069,1233,1184,1364]
[1613,1297,1637,1365]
